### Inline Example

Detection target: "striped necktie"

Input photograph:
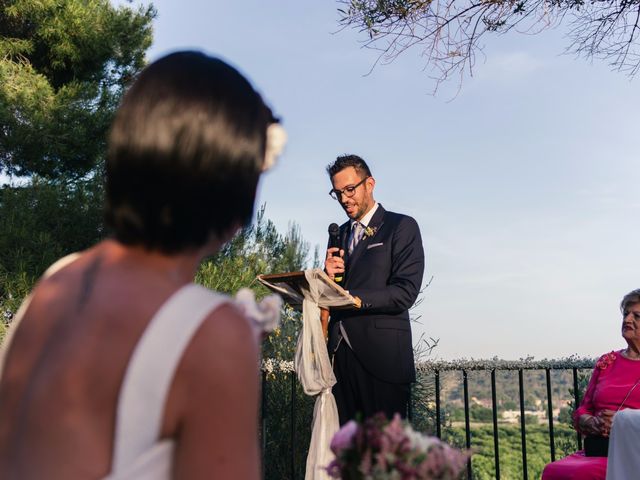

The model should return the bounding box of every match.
[348,222,364,255]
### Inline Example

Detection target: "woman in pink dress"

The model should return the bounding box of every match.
[542,288,640,479]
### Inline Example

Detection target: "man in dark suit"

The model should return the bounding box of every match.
[324,154,425,425]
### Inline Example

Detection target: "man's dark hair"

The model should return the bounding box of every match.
[326,154,372,179]
[105,51,274,253]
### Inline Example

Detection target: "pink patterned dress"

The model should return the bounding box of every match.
[542,350,640,480]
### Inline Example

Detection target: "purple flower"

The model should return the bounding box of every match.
[330,420,358,453]
[326,413,470,479]
[384,413,408,448]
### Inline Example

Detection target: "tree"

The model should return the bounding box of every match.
[0,0,154,324]
[0,177,104,319]
[197,207,319,361]
[0,0,155,179]
[338,0,640,88]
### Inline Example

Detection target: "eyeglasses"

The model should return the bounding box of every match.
[329,177,369,200]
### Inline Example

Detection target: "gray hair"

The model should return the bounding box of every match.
[621,289,640,313]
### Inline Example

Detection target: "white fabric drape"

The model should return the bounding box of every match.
[295,297,337,480]
[295,269,352,480]
[606,408,640,480]
[261,268,356,480]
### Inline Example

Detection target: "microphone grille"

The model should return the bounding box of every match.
[328,223,340,235]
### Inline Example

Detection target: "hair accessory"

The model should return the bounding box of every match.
[263,123,287,171]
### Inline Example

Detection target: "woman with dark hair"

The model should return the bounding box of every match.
[542,289,640,480]
[0,51,285,479]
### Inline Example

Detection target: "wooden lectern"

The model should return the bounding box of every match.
[257,269,360,338]
[257,269,359,480]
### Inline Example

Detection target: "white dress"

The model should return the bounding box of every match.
[606,408,640,480]
[103,284,229,479]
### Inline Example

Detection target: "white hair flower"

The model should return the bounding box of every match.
[263,122,287,171]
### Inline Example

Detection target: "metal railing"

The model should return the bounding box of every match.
[418,358,595,479]
[259,357,596,480]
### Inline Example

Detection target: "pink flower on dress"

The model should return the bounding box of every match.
[596,351,617,370]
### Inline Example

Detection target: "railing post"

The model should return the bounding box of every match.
[490,369,500,480]
[463,369,472,479]
[572,367,583,451]
[290,371,296,479]
[546,368,556,462]
[435,369,441,439]
[518,369,528,480]
[261,370,267,478]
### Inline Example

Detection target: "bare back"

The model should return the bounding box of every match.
[0,241,261,479]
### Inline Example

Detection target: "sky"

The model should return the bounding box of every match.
[117,1,639,360]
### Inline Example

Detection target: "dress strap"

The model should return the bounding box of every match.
[110,284,229,474]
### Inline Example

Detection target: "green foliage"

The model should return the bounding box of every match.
[407,335,440,435]
[0,177,104,319]
[409,377,440,434]
[471,405,494,423]
[196,209,310,295]
[196,208,313,362]
[262,372,316,480]
[565,370,591,422]
[557,406,572,425]
[553,369,591,456]
[0,0,155,322]
[446,423,578,480]
[0,0,155,179]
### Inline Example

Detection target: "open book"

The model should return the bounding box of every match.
[257,268,360,311]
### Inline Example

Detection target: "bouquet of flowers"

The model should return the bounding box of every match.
[327,413,470,480]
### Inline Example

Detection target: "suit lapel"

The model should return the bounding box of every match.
[346,205,386,271]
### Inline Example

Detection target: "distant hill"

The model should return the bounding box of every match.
[439,369,581,409]
[414,365,594,419]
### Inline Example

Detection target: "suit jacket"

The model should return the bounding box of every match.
[328,204,424,384]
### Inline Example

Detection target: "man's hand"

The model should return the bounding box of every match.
[325,247,345,280]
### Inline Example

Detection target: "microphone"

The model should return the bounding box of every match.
[328,223,343,284]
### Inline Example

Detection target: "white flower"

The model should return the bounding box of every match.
[235,288,282,333]
[404,425,438,452]
[263,123,287,171]
[261,358,295,373]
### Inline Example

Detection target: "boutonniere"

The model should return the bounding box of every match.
[596,351,617,370]
[363,226,377,239]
